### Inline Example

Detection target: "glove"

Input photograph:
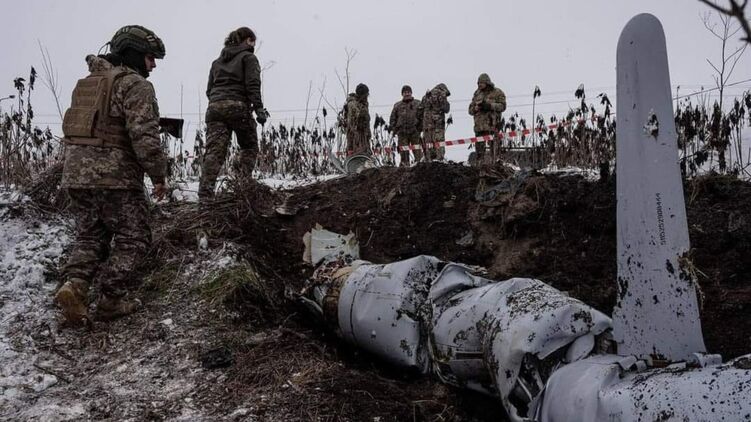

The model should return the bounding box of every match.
[255,108,268,125]
[479,101,492,112]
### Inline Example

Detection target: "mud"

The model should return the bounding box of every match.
[203,163,749,420]
[5,163,750,421]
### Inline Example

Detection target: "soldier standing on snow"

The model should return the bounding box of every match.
[198,27,268,200]
[56,25,169,324]
[389,85,421,166]
[345,83,372,155]
[469,73,506,165]
[417,83,451,161]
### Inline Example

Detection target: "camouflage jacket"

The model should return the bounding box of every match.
[418,84,450,131]
[206,44,263,111]
[61,55,168,190]
[389,98,421,136]
[346,95,371,138]
[469,79,506,133]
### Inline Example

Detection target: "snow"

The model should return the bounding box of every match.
[167,174,342,203]
[0,189,254,420]
[0,197,71,417]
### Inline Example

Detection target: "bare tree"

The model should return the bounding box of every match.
[699,0,751,43]
[702,10,748,110]
[37,40,65,120]
[335,47,358,98]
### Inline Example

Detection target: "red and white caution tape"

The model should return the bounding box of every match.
[341,115,606,157]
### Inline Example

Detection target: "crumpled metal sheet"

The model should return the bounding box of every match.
[304,248,751,422]
[312,254,611,421]
[336,255,442,372]
[429,271,611,420]
[538,353,751,421]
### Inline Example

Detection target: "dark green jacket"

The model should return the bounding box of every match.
[206,44,264,110]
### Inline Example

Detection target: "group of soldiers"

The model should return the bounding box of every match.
[53,23,508,326]
[343,73,507,166]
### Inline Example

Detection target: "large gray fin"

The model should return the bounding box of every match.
[613,13,706,362]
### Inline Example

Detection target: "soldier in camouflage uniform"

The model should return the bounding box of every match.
[417,83,451,161]
[345,83,372,155]
[389,85,421,166]
[199,27,268,200]
[469,73,507,165]
[56,25,169,324]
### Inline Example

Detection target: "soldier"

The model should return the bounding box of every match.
[345,83,372,155]
[198,27,268,200]
[55,25,169,324]
[469,73,506,165]
[389,85,421,166]
[417,83,451,161]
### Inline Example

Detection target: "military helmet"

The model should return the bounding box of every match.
[110,25,166,59]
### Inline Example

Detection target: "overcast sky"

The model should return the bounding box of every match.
[1,0,749,161]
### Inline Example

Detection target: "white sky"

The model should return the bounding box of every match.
[1,0,749,161]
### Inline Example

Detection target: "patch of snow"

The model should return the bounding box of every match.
[257,174,341,190]
[0,199,71,417]
[540,165,601,180]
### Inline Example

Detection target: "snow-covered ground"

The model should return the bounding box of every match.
[168,174,342,203]
[0,195,79,419]
[0,190,259,421]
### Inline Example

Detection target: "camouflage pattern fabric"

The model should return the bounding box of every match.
[198,99,258,198]
[473,130,495,164]
[62,189,151,298]
[396,132,421,166]
[346,96,371,155]
[61,55,167,190]
[469,74,507,164]
[389,98,421,165]
[418,84,450,161]
[469,74,507,132]
[422,126,446,161]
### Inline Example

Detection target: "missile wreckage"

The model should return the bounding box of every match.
[297,14,751,422]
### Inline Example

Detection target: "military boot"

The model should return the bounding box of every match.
[55,278,90,325]
[93,295,142,321]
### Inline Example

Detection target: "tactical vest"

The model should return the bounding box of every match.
[62,69,131,150]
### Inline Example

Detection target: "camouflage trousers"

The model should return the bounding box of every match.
[474,130,494,165]
[199,100,258,199]
[422,127,446,161]
[397,132,421,166]
[61,188,151,298]
[346,129,371,156]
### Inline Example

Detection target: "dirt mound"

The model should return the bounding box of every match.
[139,163,750,421]
[233,163,750,359]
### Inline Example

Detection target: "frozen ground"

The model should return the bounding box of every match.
[0,191,261,421]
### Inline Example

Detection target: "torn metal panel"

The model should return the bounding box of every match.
[538,353,751,421]
[430,275,611,420]
[303,224,360,266]
[305,252,612,421]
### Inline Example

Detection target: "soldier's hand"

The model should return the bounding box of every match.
[255,108,268,125]
[479,101,492,111]
[153,183,168,201]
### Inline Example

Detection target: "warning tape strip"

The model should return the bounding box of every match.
[341,115,606,156]
[177,115,607,160]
